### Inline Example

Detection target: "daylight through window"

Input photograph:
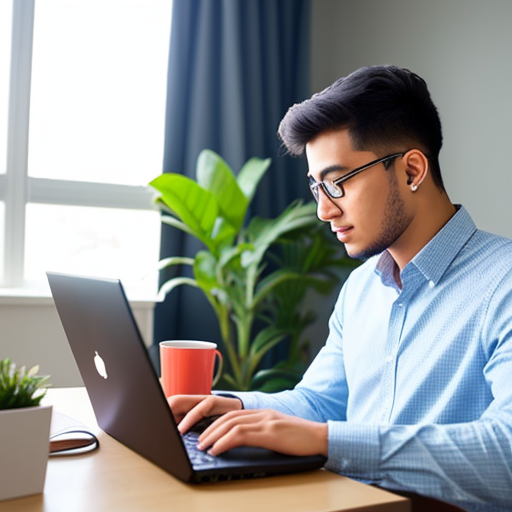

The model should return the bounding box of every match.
[1,0,172,297]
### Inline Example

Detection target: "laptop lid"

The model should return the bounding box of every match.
[47,272,326,483]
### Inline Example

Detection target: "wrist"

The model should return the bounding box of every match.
[312,421,329,457]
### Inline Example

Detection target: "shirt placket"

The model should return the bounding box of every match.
[379,291,409,423]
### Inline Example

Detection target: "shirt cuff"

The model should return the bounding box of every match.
[221,391,267,409]
[326,420,381,480]
[213,391,269,410]
[213,392,244,409]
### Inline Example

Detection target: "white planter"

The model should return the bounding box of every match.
[0,404,53,501]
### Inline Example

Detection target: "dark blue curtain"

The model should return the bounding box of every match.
[153,0,312,357]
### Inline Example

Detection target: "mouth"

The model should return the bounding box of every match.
[332,225,353,242]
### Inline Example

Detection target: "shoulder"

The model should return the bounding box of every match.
[439,228,512,302]
[469,229,512,251]
[462,229,512,276]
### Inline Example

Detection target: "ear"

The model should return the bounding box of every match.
[403,149,429,192]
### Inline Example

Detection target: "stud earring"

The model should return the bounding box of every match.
[411,184,418,192]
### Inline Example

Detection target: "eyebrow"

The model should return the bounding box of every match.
[308,164,349,181]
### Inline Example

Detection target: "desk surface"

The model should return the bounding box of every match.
[1,388,409,512]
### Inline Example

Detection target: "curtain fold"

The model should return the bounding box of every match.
[153,0,311,353]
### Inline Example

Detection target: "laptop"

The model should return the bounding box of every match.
[47,272,326,483]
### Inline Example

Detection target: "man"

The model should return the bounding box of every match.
[169,66,512,512]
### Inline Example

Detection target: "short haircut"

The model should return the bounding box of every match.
[278,65,445,189]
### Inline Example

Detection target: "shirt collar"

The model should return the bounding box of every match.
[376,205,477,287]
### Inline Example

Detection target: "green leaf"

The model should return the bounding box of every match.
[193,251,218,293]
[0,358,51,410]
[244,201,319,269]
[218,243,254,269]
[237,157,271,202]
[250,367,302,392]
[160,214,200,240]
[196,150,248,232]
[216,373,240,391]
[252,269,305,308]
[158,276,198,300]
[249,327,288,358]
[242,328,290,385]
[27,365,39,378]
[192,252,230,306]
[157,256,195,270]
[210,217,238,247]
[149,173,219,241]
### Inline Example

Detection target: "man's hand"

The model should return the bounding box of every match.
[196,409,328,458]
[168,395,328,458]
[167,394,243,433]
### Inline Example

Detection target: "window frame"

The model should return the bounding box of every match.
[1,0,159,291]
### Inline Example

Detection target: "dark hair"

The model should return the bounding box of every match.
[278,65,445,189]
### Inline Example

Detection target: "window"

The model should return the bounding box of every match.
[0,1,12,283]
[1,0,172,297]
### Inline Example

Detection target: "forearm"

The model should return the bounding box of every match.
[327,418,512,512]
[231,388,327,422]
[230,332,349,423]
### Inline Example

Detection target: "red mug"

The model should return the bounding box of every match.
[159,340,223,397]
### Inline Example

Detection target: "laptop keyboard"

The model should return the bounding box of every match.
[183,432,220,467]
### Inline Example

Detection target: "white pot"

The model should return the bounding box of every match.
[0,404,52,501]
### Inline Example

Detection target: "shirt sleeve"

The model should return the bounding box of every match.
[326,274,512,512]
[237,330,512,512]
[232,272,512,512]
[232,288,350,422]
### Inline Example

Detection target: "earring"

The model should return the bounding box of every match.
[411,184,418,192]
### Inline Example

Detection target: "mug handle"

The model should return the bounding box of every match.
[212,350,223,387]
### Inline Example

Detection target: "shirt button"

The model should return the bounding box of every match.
[429,280,435,288]
[397,302,404,307]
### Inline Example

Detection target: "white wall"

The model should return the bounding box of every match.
[311,0,512,238]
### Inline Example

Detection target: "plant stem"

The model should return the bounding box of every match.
[217,304,242,386]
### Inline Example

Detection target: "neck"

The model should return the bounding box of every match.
[388,190,456,272]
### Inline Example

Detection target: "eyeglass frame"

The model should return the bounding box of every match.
[308,151,407,202]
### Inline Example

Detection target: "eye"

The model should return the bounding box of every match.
[308,176,321,192]
[324,179,344,198]
[307,176,320,201]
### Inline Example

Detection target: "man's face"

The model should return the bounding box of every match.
[305,128,413,261]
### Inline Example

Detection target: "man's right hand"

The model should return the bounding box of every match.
[167,394,243,434]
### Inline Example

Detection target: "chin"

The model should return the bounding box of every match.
[346,244,380,262]
[345,245,364,261]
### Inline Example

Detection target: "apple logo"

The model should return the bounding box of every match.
[94,351,108,379]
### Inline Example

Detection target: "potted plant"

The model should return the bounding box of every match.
[0,358,52,501]
[149,150,356,392]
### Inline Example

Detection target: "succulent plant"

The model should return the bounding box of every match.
[0,358,51,410]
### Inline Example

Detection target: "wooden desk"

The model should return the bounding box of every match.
[0,388,409,512]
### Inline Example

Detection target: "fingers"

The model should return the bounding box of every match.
[167,394,209,424]
[169,395,242,434]
[168,399,329,459]
[198,410,264,455]
[197,410,328,457]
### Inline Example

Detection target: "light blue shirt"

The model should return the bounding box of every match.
[235,206,512,512]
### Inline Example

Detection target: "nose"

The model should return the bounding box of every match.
[316,188,342,222]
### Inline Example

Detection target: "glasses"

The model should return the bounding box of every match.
[308,152,406,202]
